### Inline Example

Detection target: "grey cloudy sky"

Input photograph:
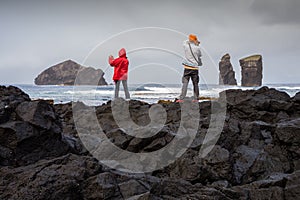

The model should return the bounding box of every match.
[0,0,300,84]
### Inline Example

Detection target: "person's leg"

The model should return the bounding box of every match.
[179,69,191,100]
[191,70,199,100]
[122,80,130,99]
[114,80,120,99]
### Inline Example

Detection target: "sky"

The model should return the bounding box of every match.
[0,0,300,85]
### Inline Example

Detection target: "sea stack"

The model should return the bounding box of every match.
[35,60,107,86]
[240,55,263,87]
[218,53,237,85]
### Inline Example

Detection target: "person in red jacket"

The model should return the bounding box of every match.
[108,48,130,99]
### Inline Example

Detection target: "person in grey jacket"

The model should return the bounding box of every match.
[177,34,202,102]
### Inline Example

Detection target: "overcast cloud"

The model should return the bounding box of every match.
[0,0,299,84]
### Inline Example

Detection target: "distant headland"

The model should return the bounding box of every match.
[34,60,107,86]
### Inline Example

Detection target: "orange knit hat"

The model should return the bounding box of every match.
[189,34,199,42]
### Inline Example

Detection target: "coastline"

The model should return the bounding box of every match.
[0,85,300,199]
[3,83,300,106]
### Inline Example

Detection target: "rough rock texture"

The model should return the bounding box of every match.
[240,55,263,87]
[34,60,107,86]
[0,86,72,167]
[1,85,300,199]
[219,54,237,85]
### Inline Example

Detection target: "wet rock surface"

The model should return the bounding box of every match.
[1,85,299,199]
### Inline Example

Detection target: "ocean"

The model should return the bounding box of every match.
[9,83,300,106]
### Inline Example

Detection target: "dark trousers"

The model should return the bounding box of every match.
[115,80,130,99]
[179,68,199,100]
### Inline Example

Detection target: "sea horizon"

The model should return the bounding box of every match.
[3,83,300,106]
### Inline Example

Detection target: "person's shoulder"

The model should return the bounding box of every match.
[121,57,129,63]
[117,57,127,61]
[183,40,189,45]
[183,40,189,48]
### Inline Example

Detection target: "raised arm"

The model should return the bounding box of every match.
[108,55,114,66]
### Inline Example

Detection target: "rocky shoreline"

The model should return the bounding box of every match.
[0,85,299,199]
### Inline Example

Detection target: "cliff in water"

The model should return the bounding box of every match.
[240,55,263,87]
[34,60,107,86]
[219,53,237,85]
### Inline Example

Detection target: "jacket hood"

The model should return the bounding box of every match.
[119,48,126,57]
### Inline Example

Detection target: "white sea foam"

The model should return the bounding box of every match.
[13,84,300,106]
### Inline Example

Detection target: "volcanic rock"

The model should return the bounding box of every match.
[219,53,237,85]
[0,154,102,200]
[1,85,300,199]
[0,86,72,166]
[240,54,263,87]
[34,60,107,85]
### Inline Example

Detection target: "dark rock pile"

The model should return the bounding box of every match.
[1,85,299,199]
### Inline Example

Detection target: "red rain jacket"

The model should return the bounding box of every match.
[109,48,128,81]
